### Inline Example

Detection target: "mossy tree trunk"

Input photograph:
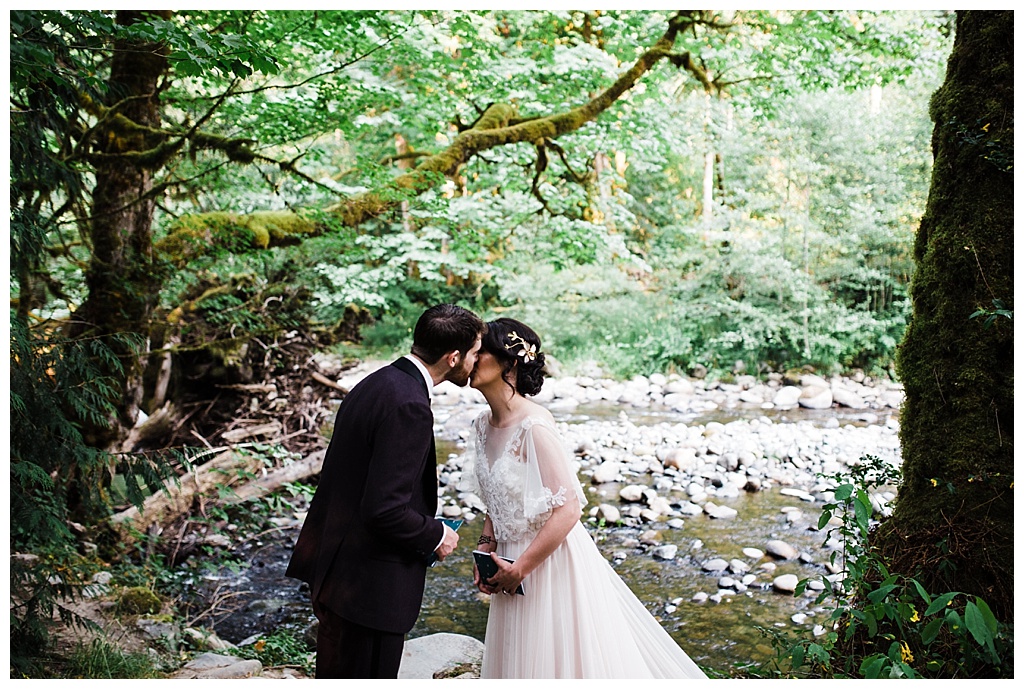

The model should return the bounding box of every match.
[876,10,1013,621]
[64,11,172,484]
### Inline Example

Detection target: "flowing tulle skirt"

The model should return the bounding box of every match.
[480,522,707,679]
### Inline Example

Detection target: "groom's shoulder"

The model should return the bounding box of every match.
[359,359,426,395]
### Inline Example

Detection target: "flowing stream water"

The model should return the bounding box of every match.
[199,400,896,676]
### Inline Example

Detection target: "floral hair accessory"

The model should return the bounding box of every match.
[504,331,538,363]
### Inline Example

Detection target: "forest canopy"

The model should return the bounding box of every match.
[11,9,953,383]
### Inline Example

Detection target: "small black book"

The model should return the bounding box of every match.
[473,550,525,595]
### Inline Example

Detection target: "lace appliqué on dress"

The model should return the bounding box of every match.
[473,414,573,543]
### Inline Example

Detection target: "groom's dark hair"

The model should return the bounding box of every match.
[411,304,486,364]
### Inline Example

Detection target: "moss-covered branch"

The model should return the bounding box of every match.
[155,210,319,266]
[156,13,692,266]
[78,92,258,169]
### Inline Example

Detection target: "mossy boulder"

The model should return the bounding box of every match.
[117,586,163,615]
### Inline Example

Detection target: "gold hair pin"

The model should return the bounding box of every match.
[504,331,538,363]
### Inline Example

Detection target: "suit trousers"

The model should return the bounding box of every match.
[314,601,405,678]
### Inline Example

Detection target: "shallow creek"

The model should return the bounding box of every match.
[202,401,896,675]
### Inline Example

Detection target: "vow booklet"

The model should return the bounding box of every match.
[427,518,463,567]
[473,550,525,595]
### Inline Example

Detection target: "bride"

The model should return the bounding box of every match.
[467,318,708,679]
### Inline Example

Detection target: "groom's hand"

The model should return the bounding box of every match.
[434,523,459,562]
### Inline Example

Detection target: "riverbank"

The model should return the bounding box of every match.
[46,361,905,678]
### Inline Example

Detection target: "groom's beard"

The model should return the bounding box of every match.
[445,357,474,387]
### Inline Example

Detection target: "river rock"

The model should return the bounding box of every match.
[664,378,693,395]
[652,544,678,561]
[661,447,698,471]
[879,389,905,408]
[779,487,815,502]
[398,633,484,679]
[799,385,833,409]
[716,483,741,498]
[772,574,799,593]
[591,461,623,484]
[772,386,802,407]
[729,559,751,574]
[597,503,621,524]
[766,540,800,560]
[640,509,662,522]
[458,492,487,513]
[619,484,645,502]
[639,529,662,545]
[799,373,830,388]
[831,386,867,409]
[702,558,729,572]
[686,483,707,500]
[703,502,738,519]
[441,504,463,518]
[739,388,765,404]
[648,496,674,515]
[172,653,262,679]
[183,627,236,652]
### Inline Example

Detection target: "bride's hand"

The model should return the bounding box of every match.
[487,552,524,595]
[473,560,497,594]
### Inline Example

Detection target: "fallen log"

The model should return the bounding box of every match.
[110,446,327,541]
[223,449,326,505]
[110,448,264,539]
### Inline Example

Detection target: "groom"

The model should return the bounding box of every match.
[286,304,485,678]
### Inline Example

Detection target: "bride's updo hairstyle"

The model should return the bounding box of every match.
[482,318,546,397]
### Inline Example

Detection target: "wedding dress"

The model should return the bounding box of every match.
[469,411,708,679]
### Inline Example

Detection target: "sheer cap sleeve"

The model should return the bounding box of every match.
[521,417,586,520]
[458,411,486,494]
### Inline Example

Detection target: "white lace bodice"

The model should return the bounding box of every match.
[470,412,585,543]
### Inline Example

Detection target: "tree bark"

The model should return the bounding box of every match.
[878,10,1013,621]
[68,10,172,450]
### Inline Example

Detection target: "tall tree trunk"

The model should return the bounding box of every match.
[877,10,1013,621]
[67,11,171,450]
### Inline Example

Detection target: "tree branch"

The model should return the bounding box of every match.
[155,12,692,263]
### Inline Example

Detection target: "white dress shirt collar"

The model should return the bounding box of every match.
[403,354,435,400]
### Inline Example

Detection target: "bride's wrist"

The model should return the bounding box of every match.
[476,534,497,551]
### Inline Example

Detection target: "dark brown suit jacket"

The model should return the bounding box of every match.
[286,358,444,634]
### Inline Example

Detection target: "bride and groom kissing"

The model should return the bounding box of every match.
[286,304,707,679]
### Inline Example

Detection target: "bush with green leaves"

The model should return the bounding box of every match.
[9,320,187,672]
[231,629,314,675]
[755,455,1012,679]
